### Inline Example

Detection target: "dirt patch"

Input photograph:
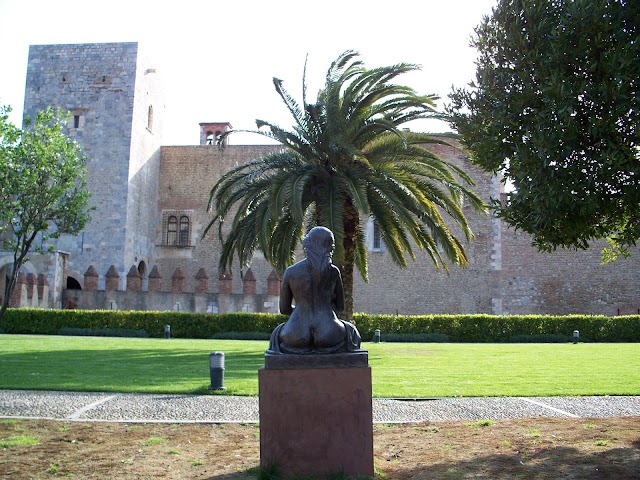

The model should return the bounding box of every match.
[0,417,638,479]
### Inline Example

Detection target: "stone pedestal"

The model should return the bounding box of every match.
[259,353,374,479]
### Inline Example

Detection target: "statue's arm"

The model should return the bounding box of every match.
[279,273,294,315]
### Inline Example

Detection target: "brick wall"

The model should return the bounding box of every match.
[157,145,282,294]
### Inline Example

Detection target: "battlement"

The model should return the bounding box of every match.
[61,264,281,314]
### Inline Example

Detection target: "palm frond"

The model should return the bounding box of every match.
[315,178,346,263]
[272,78,309,131]
[354,226,368,282]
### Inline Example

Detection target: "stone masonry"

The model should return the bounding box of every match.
[21,42,163,302]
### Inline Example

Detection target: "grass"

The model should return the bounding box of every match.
[144,436,168,446]
[0,335,638,397]
[466,420,495,428]
[0,435,39,448]
[369,342,640,397]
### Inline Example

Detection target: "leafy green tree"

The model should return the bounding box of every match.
[0,106,92,320]
[447,0,640,259]
[205,52,486,318]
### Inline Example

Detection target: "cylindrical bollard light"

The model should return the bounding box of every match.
[209,351,225,390]
[373,329,381,343]
[164,324,171,339]
[572,330,580,344]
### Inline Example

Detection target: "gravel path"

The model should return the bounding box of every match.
[1,390,639,423]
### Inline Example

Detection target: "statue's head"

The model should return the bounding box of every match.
[302,226,335,255]
[302,227,335,252]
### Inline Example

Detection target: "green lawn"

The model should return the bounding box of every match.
[0,335,638,397]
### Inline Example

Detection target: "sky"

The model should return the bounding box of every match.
[0,0,497,145]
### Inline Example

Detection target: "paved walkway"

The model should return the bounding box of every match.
[1,390,639,423]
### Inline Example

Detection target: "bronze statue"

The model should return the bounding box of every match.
[268,226,362,354]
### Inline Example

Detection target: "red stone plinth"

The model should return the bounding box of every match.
[259,362,373,478]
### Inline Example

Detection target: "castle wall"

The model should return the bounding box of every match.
[157,141,640,316]
[500,228,640,315]
[19,41,640,317]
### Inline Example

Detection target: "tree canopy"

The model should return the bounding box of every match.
[0,106,92,319]
[206,51,486,317]
[447,0,640,259]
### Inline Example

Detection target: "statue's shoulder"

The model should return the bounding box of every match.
[284,259,307,277]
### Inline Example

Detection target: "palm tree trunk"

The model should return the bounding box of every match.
[339,198,360,322]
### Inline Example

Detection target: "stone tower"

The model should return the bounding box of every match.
[23,42,164,291]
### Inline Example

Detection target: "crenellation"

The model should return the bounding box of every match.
[243,268,257,295]
[105,265,120,292]
[171,268,185,293]
[53,264,281,314]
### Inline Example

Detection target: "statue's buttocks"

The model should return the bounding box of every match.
[278,261,346,349]
[268,227,361,355]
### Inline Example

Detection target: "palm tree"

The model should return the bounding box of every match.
[205,51,486,319]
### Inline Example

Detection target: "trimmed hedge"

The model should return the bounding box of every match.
[0,309,285,339]
[353,313,640,343]
[1,308,639,342]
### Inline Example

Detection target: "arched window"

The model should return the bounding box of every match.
[167,215,178,245]
[179,216,190,246]
[206,131,215,145]
[162,210,193,247]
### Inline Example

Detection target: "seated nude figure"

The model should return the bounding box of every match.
[268,226,362,354]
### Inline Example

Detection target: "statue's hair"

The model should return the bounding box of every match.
[303,227,334,275]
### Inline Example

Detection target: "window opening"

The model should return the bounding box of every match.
[206,131,215,145]
[179,216,190,246]
[372,221,382,250]
[167,215,178,245]
[73,115,80,128]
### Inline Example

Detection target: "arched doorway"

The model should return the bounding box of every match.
[138,261,148,291]
[66,277,82,290]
